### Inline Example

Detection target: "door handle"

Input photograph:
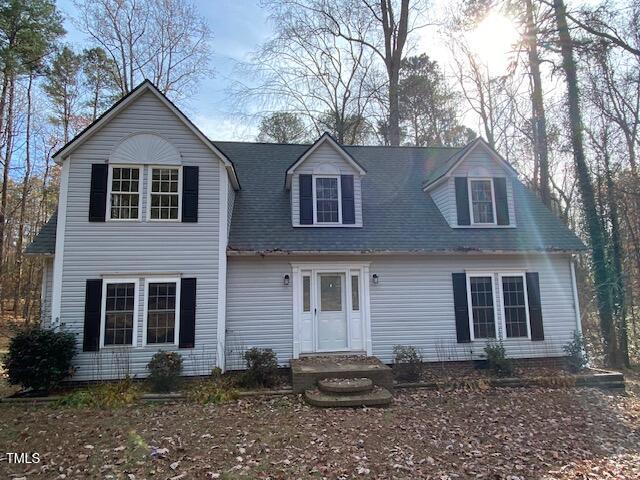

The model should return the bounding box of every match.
[314,308,317,315]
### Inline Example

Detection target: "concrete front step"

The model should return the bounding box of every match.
[304,386,393,408]
[318,377,373,394]
[291,356,393,393]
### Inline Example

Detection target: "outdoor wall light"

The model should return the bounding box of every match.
[284,274,290,286]
[372,273,379,285]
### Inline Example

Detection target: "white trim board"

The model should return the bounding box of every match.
[217,162,229,371]
[51,156,70,328]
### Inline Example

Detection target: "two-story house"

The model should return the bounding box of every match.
[27,81,585,381]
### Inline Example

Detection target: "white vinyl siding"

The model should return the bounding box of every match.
[430,180,454,225]
[225,254,578,368]
[59,90,223,380]
[227,180,235,236]
[291,142,363,227]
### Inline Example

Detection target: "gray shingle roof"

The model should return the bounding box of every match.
[25,210,57,255]
[216,142,585,253]
[25,142,586,256]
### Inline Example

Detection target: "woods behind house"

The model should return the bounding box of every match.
[1,0,640,368]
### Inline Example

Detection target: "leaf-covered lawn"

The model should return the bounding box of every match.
[1,387,638,479]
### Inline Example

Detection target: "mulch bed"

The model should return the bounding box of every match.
[1,387,638,479]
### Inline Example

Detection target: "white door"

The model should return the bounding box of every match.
[317,273,348,351]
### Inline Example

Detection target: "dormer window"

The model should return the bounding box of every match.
[314,176,341,224]
[286,132,366,228]
[468,179,496,225]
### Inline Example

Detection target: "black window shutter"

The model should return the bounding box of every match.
[455,177,471,226]
[182,166,199,222]
[299,174,313,224]
[89,164,108,222]
[526,272,544,341]
[83,279,103,351]
[452,273,471,343]
[179,277,197,348]
[341,175,355,224]
[494,177,509,225]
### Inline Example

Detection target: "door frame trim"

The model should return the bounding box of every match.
[291,261,372,358]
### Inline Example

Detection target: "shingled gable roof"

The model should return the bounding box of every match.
[422,137,519,190]
[52,80,241,190]
[25,210,57,255]
[216,141,585,254]
[284,132,366,189]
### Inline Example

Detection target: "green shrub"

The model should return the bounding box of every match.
[57,377,140,408]
[484,341,514,377]
[186,380,238,404]
[563,331,588,372]
[241,348,278,388]
[393,345,423,382]
[4,328,77,393]
[146,351,183,392]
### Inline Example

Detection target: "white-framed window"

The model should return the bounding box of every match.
[148,166,181,221]
[499,273,531,339]
[302,275,311,312]
[143,277,181,346]
[351,274,360,311]
[108,165,142,220]
[100,278,139,347]
[313,175,342,224]
[466,273,497,340]
[468,178,496,225]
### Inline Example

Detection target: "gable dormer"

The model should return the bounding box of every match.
[286,133,366,227]
[424,138,518,228]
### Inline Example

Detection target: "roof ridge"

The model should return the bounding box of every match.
[213,139,462,150]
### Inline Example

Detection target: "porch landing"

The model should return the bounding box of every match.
[290,355,393,394]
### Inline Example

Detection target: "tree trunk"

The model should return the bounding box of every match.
[380,0,409,146]
[603,148,629,366]
[552,0,618,366]
[14,74,34,318]
[0,75,15,315]
[525,0,551,208]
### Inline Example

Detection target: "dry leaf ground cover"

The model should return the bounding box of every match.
[1,386,639,479]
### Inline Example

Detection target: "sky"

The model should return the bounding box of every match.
[55,0,518,142]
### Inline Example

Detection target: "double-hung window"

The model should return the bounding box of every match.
[500,274,530,338]
[468,179,496,225]
[467,274,496,339]
[144,279,180,345]
[314,176,341,224]
[109,166,141,220]
[102,279,139,347]
[149,167,181,220]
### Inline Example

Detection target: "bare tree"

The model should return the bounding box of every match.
[73,0,212,99]
[235,2,383,144]
[552,0,619,366]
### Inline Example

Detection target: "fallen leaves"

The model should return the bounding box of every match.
[0,387,638,479]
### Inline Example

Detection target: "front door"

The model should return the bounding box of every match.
[316,273,348,351]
